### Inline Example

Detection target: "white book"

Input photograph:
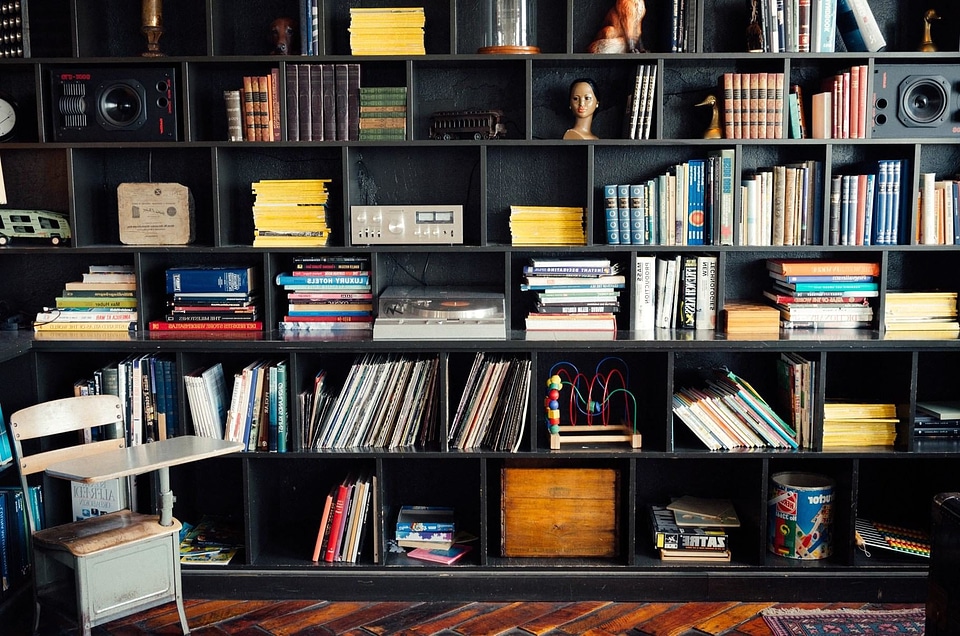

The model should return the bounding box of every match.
[695,255,718,330]
[921,172,938,245]
[634,255,657,331]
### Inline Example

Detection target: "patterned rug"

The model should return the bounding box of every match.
[761,606,926,635]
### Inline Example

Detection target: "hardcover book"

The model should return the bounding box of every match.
[166,266,258,294]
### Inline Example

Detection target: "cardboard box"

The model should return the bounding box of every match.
[117,182,195,245]
[501,467,619,557]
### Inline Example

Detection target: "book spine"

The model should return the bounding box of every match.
[285,64,299,142]
[678,255,698,329]
[695,255,717,330]
[149,321,263,331]
[166,268,255,294]
[603,184,620,245]
[617,184,631,245]
[630,184,645,245]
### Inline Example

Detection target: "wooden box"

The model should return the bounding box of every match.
[117,182,195,245]
[501,467,619,557]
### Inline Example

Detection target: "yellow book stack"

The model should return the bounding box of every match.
[822,401,899,449]
[884,291,959,333]
[349,7,426,55]
[509,206,586,246]
[252,179,332,247]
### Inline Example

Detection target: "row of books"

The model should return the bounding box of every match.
[277,255,373,332]
[810,65,869,139]
[918,174,960,246]
[229,72,281,142]
[776,352,817,450]
[311,472,373,564]
[673,367,798,450]
[522,258,623,335]
[309,353,440,450]
[884,291,960,334]
[720,71,785,140]
[623,64,657,141]
[226,360,290,452]
[33,265,138,333]
[669,0,699,53]
[827,160,904,246]
[634,254,717,331]
[74,354,180,445]
[359,86,407,141]
[150,266,262,332]
[822,401,898,448]
[284,63,360,142]
[0,485,44,595]
[740,159,823,247]
[746,0,883,54]
[764,258,877,330]
[448,353,530,451]
[509,206,585,247]
[349,7,425,55]
[252,178,332,248]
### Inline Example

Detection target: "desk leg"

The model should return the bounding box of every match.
[158,466,175,527]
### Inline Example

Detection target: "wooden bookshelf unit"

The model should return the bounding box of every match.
[1,0,959,610]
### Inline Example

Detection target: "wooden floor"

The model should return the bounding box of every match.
[30,599,926,636]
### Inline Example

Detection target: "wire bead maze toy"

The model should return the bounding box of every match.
[544,358,641,449]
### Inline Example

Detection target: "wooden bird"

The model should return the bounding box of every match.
[920,9,940,52]
[695,94,722,139]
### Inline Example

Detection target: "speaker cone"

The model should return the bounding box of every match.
[898,75,949,127]
[96,80,147,130]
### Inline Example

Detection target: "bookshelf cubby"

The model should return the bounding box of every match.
[1,0,959,612]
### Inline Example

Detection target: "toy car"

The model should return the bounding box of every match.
[0,209,72,245]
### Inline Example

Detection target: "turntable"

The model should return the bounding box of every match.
[373,286,506,339]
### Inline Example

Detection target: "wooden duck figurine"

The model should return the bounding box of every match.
[695,94,722,139]
[920,9,939,52]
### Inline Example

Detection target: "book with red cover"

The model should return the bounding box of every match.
[149,321,263,331]
[406,544,472,565]
[323,476,352,562]
[311,485,336,562]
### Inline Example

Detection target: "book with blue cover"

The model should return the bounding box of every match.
[166,266,258,294]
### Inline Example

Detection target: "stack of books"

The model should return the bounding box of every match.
[822,401,899,449]
[252,179,332,247]
[33,265,137,334]
[276,256,373,332]
[359,86,407,141]
[672,368,798,450]
[396,506,456,550]
[623,63,657,140]
[764,259,878,329]
[183,362,228,439]
[349,7,425,55]
[826,159,903,246]
[884,291,959,334]
[180,515,244,566]
[521,258,622,335]
[509,206,586,246]
[649,497,739,562]
[776,352,816,450]
[914,401,960,440]
[149,266,261,332]
[312,472,372,564]
[721,299,780,334]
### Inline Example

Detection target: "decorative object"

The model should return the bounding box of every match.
[479,0,538,54]
[745,0,764,52]
[0,90,19,141]
[587,0,646,53]
[919,9,940,52]
[695,94,722,139]
[563,78,600,140]
[141,0,165,57]
[762,606,926,636]
[269,17,298,55]
[544,358,641,449]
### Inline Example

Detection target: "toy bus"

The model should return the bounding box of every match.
[429,109,506,140]
[0,209,71,245]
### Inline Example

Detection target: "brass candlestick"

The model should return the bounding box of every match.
[142,0,165,57]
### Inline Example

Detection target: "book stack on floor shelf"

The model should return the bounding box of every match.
[150,266,262,332]
[312,473,372,564]
[252,178,332,247]
[764,259,878,329]
[884,291,959,334]
[33,265,137,334]
[821,401,899,449]
[180,515,244,566]
[395,505,472,564]
[522,258,621,335]
[649,496,739,562]
[276,255,373,332]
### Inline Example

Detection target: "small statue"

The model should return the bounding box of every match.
[587,0,646,54]
[695,94,722,139]
[746,0,764,53]
[269,17,298,55]
[919,9,940,52]
[563,78,600,140]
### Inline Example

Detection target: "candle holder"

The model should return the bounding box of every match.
[478,0,539,54]
[141,0,165,57]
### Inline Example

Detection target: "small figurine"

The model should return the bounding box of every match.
[587,0,646,54]
[745,0,764,53]
[695,94,722,139]
[919,9,940,52]
[269,17,298,55]
[563,78,600,140]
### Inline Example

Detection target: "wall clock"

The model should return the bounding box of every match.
[0,91,20,142]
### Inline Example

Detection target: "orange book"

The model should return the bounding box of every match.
[756,72,767,140]
[856,65,868,139]
[732,73,743,139]
[848,67,860,139]
[722,73,734,139]
[311,485,336,562]
[242,75,256,141]
[765,259,880,277]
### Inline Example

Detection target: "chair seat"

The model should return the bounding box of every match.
[33,510,182,557]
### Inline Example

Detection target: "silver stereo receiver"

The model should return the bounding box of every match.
[350,205,463,245]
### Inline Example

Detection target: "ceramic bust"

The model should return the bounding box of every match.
[563,78,600,140]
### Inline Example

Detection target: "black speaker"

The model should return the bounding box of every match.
[49,67,178,142]
[872,64,960,139]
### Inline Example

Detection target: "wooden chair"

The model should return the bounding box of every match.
[9,394,190,636]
